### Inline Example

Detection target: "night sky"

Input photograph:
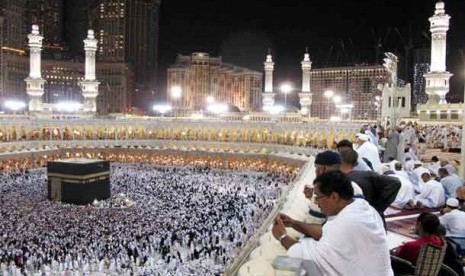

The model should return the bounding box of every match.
[157,0,465,102]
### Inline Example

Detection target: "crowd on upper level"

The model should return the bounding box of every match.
[270,121,465,275]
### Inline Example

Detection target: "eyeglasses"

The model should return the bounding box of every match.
[314,194,328,201]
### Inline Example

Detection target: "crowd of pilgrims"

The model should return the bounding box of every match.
[418,125,462,150]
[353,122,464,209]
[0,163,289,275]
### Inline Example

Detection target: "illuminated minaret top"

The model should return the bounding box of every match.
[79,29,100,114]
[299,48,313,116]
[430,1,449,72]
[424,1,452,104]
[301,47,312,93]
[25,25,46,113]
[262,49,275,108]
[264,50,274,93]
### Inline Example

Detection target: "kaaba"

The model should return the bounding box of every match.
[47,158,110,205]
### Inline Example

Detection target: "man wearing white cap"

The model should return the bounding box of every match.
[439,198,465,238]
[355,133,382,174]
[411,161,428,193]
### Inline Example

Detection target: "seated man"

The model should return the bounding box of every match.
[272,171,393,276]
[437,224,465,276]
[393,213,444,264]
[440,198,465,238]
[407,172,445,209]
[438,168,463,199]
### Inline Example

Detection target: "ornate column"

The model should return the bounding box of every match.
[424,1,452,104]
[299,49,312,116]
[25,25,46,113]
[79,30,100,114]
[262,50,275,109]
[381,53,399,128]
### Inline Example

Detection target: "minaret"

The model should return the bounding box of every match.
[424,1,452,104]
[299,48,312,116]
[25,25,46,113]
[262,50,275,108]
[79,30,100,114]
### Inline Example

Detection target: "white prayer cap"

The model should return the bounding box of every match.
[446,198,459,208]
[355,133,369,141]
[415,167,430,179]
[421,171,431,178]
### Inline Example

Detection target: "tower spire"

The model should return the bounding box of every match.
[25,25,46,113]
[299,49,313,117]
[262,50,275,109]
[264,50,274,93]
[79,29,100,115]
[424,0,452,104]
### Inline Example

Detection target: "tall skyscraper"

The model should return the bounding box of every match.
[412,48,430,107]
[96,0,161,108]
[0,16,4,103]
[0,0,27,104]
[29,0,64,47]
[0,0,134,113]
[310,65,389,120]
[167,53,262,112]
[1,0,27,50]
[63,0,95,58]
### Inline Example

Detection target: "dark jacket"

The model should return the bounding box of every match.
[347,170,401,214]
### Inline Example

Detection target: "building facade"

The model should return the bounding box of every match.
[28,0,64,47]
[2,53,133,114]
[0,1,138,114]
[0,0,27,103]
[96,0,161,104]
[167,53,262,112]
[310,65,389,120]
[1,0,27,50]
[96,62,134,114]
[412,48,430,107]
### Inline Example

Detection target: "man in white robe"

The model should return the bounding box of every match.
[385,170,415,209]
[412,162,430,193]
[355,133,382,173]
[397,128,407,164]
[403,124,416,145]
[408,172,445,208]
[439,198,465,238]
[272,171,393,276]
